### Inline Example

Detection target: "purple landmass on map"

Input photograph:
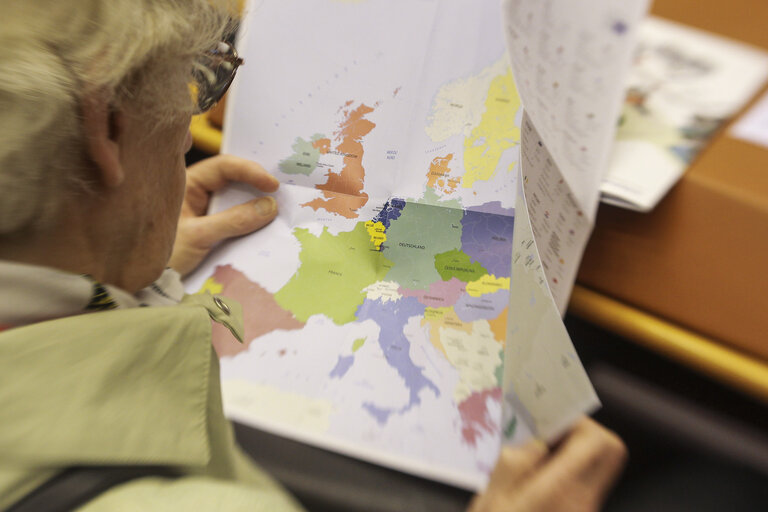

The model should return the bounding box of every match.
[329,354,354,379]
[362,402,392,424]
[355,296,438,424]
[455,289,509,323]
[461,209,515,278]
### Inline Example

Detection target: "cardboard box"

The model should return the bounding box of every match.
[578,0,768,362]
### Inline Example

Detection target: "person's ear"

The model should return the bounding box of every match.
[81,93,125,188]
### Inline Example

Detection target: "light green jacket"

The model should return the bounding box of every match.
[0,294,304,511]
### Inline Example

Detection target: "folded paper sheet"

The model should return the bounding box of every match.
[498,0,648,444]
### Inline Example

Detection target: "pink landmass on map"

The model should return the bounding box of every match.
[208,264,304,357]
[458,387,502,447]
[398,278,466,308]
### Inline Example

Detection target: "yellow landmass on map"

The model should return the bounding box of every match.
[222,380,333,433]
[364,220,386,249]
[463,70,521,188]
[199,276,223,295]
[465,274,510,297]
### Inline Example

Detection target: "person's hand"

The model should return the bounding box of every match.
[468,418,626,512]
[170,154,279,276]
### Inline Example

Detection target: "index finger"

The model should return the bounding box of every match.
[187,154,280,193]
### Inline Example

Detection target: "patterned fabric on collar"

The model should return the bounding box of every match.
[83,277,119,312]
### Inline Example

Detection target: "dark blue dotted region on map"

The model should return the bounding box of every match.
[372,198,406,229]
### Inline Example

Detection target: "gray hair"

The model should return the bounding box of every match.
[0,0,236,235]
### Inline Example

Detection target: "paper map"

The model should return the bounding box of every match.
[185,0,647,490]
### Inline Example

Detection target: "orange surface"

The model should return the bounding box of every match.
[578,0,768,362]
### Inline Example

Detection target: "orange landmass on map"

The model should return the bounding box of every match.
[302,102,375,219]
[487,306,507,346]
[207,264,304,357]
[426,154,460,193]
[312,138,331,154]
[338,99,354,111]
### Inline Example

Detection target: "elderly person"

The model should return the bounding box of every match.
[0,0,625,510]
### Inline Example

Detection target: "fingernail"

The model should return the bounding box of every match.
[255,196,276,216]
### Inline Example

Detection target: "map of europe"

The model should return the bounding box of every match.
[187,0,528,489]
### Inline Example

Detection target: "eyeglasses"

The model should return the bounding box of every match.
[191,41,244,114]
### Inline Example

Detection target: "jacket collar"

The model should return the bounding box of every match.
[0,261,187,330]
[0,294,243,468]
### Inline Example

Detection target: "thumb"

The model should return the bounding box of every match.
[192,196,278,249]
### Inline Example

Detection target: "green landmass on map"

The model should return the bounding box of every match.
[494,350,504,385]
[279,133,328,175]
[274,222,393,324]
[382,201,464,290]
[434,249,488,282]
[352,338,366,352]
